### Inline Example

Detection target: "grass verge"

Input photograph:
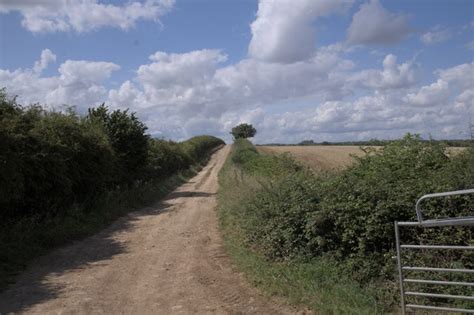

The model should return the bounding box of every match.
[217,143,382,314]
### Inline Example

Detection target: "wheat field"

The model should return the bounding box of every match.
[257,145,371,173]
[258,145,466,173]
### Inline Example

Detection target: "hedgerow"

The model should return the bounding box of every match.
[0,90,224,222]
[224,136,473,309]
[0,89,224,290]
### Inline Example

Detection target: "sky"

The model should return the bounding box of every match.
[0,0,473,143]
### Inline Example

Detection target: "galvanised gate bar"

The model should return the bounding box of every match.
[395,189,474,314]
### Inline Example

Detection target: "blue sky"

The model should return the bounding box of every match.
[0,0,473,143]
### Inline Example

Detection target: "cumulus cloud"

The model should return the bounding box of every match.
[2,47,471,142]
[347,0,411,45]
[420,26,451,45]
[104,47,357,140]
[107,48,355,124]
[0,49,119,110]
[351,54,416,90]
[436,62,474,90]
[248,0,353,63]
[139,50,227,90]
[0,0,174,33]
[255,64,472,143]
[228,62,472,142]
[405,80,450,106]
[33,48,56,73]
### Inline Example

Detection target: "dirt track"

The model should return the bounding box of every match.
[0,145,296,314]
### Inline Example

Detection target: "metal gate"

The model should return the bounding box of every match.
[395,189,474,314]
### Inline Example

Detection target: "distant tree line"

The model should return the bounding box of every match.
[258,138,473,147]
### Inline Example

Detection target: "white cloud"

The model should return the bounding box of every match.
[420,26,451,45]
[139,50,227,90]
[437,62,474,90]
[347,0,411,45]
[253,75,472,143]
[0,49,119,111]
[241,62,473,142]
[106,48,355,123]
[0,0,174,33]
[104,47,357,140]
[248,0,353,63]
[351,54,416,90]
[405,80,450,106]
[404,63,473,111]
[2,48,471,143]
[33,48,56,73]
[58,60,120,85]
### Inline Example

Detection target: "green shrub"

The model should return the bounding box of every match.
[225,135,473,309]
[0,89,225,291]
[318,135,473,282]
[146,139,190,179]
[243,172,322,260]
[217,141,381,312]
[231,139,301,177]
[0,94,115,220]
[87,104,149,184]
[0,89,224,222]
[181,135,225,163]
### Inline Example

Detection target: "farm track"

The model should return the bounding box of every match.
[0,145,297,314]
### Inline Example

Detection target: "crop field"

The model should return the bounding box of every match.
[258,145,465,173]
[220,139,474,313]
[257,145,373,172]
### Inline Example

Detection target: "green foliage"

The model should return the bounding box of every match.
[317,135,473,282]
[0,90,224,222]
[230,123,256,139]
[146,135,224,180]
[146,139,190,178]
[230,138,258,164]
[87,104,149,184]
[181,135,225,163]
[217,140,381,313]
[231,139,301,177]
[0,94,115,219]
[244,172,322,260]
[0,89,224,291]
[221,134,473,310]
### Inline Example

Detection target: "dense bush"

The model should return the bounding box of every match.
[0,90,224,222]
[146,136,224,180]
[228,135,473,307]
[313,136,473,284]
[181,135,225,163]
[0,95,115,219]
[87,104,149,184]
[146,139,190,179]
